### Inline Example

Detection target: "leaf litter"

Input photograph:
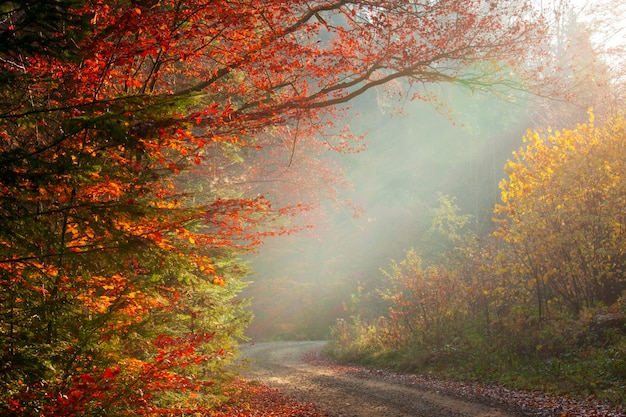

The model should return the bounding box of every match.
[214,346,624,417]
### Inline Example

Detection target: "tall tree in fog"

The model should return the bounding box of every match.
[529,0,620,128]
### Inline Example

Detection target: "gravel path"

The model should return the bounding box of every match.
[240,341,527,417]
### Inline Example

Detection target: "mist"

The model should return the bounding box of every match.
[238,0,624,341]
[243,85,533,341]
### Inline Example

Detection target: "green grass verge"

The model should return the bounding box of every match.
[326,338,626,406]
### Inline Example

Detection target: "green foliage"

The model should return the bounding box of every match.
[425,194,474,247]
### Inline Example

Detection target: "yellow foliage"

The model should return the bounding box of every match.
[495,112,626,314]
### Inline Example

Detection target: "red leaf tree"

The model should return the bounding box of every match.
[0,0,547,415]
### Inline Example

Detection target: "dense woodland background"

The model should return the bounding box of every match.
[1,0,625,415]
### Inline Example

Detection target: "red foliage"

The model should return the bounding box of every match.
[1,0,547,415]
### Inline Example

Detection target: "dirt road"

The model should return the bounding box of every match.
[240,341,528,417]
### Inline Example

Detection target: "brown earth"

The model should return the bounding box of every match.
[240,341,530,417]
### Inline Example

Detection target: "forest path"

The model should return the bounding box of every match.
[240,341,526,417]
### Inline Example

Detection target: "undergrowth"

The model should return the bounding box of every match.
[326,318,626,406]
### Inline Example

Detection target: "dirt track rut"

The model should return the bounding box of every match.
[240,341,527,417]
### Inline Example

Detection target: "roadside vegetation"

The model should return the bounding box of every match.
[327,115,626,406]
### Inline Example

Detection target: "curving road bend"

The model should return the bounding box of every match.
[240,341,527,417]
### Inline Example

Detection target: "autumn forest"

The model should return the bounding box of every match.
[1,0,625,415]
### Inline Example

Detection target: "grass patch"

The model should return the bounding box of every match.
[326,336,626,406]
